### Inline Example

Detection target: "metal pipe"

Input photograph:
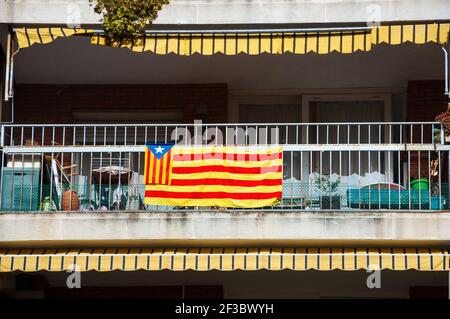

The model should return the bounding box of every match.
[9,35,15,100]
[13,26,371,35]
[2,32,15,124]
[4,33,11,102]
[443,46,449,96]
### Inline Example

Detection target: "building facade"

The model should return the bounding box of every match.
[0,0,450,299]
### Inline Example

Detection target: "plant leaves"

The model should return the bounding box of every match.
[90,0,169,44]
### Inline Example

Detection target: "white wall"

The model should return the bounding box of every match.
[1,0,450,24]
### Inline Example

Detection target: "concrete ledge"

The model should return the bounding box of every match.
[2,0,450,24]
[1,211,450,247]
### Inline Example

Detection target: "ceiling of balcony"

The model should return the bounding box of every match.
[13,36,445,90]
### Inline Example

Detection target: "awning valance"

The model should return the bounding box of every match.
[14,23,450,55]
[1,248,448,272]
[15,28,93,50]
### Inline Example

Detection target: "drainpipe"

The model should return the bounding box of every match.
[3,30,15,124]
[3,32,11,103]
[443,45,449,97]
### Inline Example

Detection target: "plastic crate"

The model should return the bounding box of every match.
[1,168,41,211]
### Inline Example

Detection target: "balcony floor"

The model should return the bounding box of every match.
[1,210,450,248]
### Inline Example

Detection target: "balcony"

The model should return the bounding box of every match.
[0,122,449,213]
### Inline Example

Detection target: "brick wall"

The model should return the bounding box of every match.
[406,80,449,181]
[14,83,228,124]
[407,80,448,122]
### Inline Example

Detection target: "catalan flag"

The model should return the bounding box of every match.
[144,143,174,185]
[144,145,283,208]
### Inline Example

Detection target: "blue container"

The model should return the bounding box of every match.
[431,196,447,210]
[1,167,41,211]
[346,188,432,209]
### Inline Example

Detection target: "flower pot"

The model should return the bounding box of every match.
[320,195,341,210]
[410,178,429,190]
[61,190,80,211]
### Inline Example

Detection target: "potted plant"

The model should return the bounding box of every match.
[410,177,429,190]
[61,185,80,211]
[435,102,450,144]
[314,175,341,209]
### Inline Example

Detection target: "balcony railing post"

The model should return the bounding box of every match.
[0,125,4,147]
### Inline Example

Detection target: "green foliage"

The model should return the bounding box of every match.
[433,128,442,144]
[89,0,169,45]
[435,110,450,136]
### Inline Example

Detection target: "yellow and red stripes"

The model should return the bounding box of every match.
[144,147,172,185]
[144,146,283,208]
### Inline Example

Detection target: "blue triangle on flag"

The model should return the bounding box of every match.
[146,143,174,160]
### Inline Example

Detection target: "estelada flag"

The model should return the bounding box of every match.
[144,143,174,185]
[144,145,283,208]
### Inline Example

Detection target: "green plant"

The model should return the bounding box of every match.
[435,104,450,137]
[314,175,341,195]
[89,0,169,45]
[433,127,442,143]
[39,196,57,211]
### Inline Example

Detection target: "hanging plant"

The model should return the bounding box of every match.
[436,110,450,133]
[89,0,169,45]
[434,102,450,143]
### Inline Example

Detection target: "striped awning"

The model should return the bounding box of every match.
[14,22,450,55]
[0,248,448,272]
[15,28,92,49]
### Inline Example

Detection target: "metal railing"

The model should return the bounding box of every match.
[0,122,446,147]
[0,122,449,212]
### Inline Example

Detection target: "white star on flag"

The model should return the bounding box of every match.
[155,146,165,153]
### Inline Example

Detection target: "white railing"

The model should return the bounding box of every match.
[0,122,446,148]
[0,122,449,212]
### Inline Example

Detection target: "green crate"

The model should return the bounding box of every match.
[346,188,448,210]
[1,168,41,211]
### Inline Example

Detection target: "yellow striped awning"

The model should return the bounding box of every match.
[15,28,93,49]
[0,248,448,272]
[14,22,450,55]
